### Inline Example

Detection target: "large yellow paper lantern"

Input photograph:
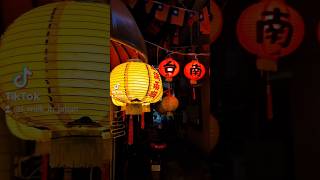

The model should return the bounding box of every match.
[0,1,110,168]
[110,60,163,115]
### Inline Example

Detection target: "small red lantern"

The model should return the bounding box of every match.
[184,60,206,85]
[237,0,304,61]
[158,57,180,82]
[184,60,206,100]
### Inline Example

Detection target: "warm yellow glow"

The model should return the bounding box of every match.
[0,1,111,132]
[112,98,126,107]
[110,61,163,113]
[6,115,51,142]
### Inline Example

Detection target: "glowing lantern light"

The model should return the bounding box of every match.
[110,60,163,112]
[158,57,180,82]
[237,0,304,120]
[184,60,206,85]
[6,115,51,142]
[159,94,179,116]
[0,1,111,168]
[237,0,304,61]
[110,60,163,144]
[184,59,206,100]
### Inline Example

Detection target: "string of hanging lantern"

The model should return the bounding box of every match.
[144,40,210,57]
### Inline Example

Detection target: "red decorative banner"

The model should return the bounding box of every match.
[170,7,185,26]
[141,0,215,35]
[200,7,210,35]
[155,3,170,21]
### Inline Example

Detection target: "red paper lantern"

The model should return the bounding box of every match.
[237,0,304,60]
[184,60,206,85]
[158,57,180,82]
[210,0,223,43]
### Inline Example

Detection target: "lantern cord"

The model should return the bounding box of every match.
[141,113,145,129]
[266,73,273,121]
[101,164,107,180]
[145,40,210,57]
[192,87,196,100]
[41,154,48,180]
[163,88,173,95]
[190,20,193,45]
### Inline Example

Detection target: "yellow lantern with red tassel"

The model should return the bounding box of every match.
[110,60,163,144]
[184,59,206,100]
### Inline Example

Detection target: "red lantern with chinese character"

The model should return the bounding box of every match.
[184,60,206,100]
[237,0,304,121]
[184,60,206,85]
[237,0,304,61]
[158,57,180,82]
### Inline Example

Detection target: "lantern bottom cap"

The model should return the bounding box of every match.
[50,130,110,168]
[190,80,197,85]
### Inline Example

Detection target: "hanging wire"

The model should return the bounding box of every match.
[152,0,199,13]
[145,40,210,56]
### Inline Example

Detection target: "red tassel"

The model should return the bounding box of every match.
[101,163,109,180]
[128,115,134,145]
[192,87,196,100]
[141,113,145,129]
[267,83,273,121]
[41,154,48,180]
